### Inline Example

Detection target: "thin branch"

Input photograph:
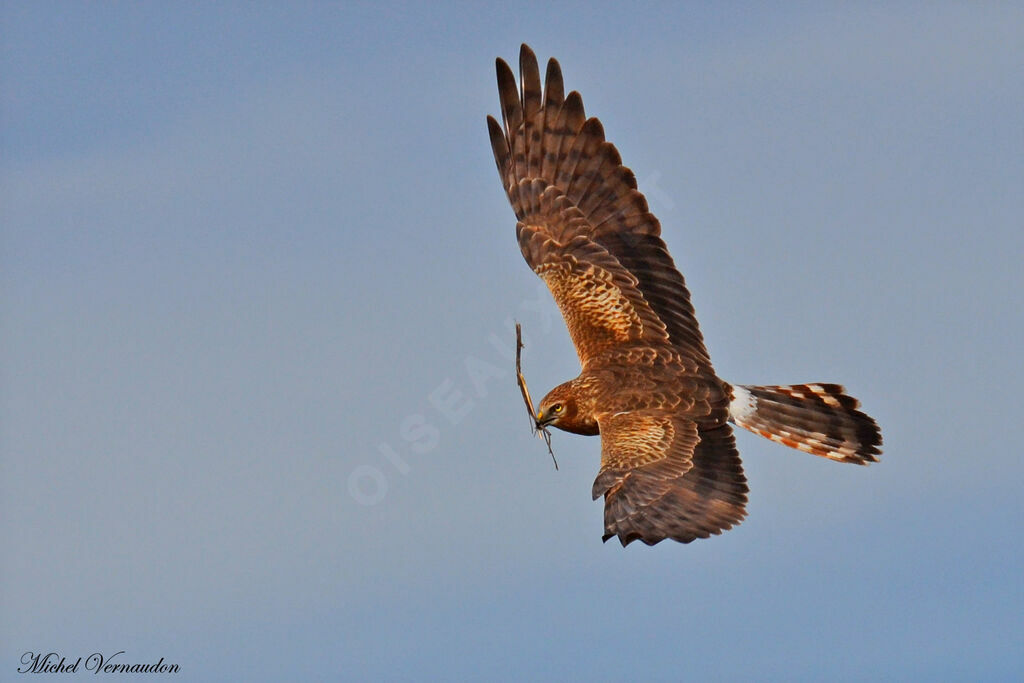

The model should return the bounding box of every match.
[515,321,558,470]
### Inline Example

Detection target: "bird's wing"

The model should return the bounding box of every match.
[593,412,749,546]
[516,208,669,365]
[488,44,711,367]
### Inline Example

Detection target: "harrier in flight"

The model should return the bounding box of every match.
[487,45,882,546]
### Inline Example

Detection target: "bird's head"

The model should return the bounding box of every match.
[536,383,577,431]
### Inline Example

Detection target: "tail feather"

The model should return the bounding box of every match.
[728,383,882,465]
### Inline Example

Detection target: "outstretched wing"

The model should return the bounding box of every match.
[488,44,712,367]
[593,412,749,546]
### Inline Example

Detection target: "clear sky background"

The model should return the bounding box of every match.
[3,2,1022,680]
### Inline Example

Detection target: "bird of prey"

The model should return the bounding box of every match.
[487,44,882,546]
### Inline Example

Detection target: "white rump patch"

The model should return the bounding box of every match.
[729,385,757,422]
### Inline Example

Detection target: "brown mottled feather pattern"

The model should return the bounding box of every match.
[489,45,882,546]
[518,230,669,364]
[597,413,697,474]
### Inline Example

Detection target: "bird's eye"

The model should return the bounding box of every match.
[553,404,563,413]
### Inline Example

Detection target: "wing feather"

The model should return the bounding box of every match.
[539,58,566,181]
[519,45,544,178]
[555,92,588,182]
[495,57,522,144]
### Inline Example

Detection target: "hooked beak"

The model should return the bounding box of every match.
[535,411,554,429]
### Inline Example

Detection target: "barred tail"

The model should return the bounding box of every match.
[727,383,882,465]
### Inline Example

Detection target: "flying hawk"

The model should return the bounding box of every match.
[487,45,882,546]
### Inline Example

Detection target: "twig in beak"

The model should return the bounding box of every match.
[515,321,558,470]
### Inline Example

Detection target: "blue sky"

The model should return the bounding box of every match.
[3,2,1023,680]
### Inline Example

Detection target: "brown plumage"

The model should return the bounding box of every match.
[488,45,882,546]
